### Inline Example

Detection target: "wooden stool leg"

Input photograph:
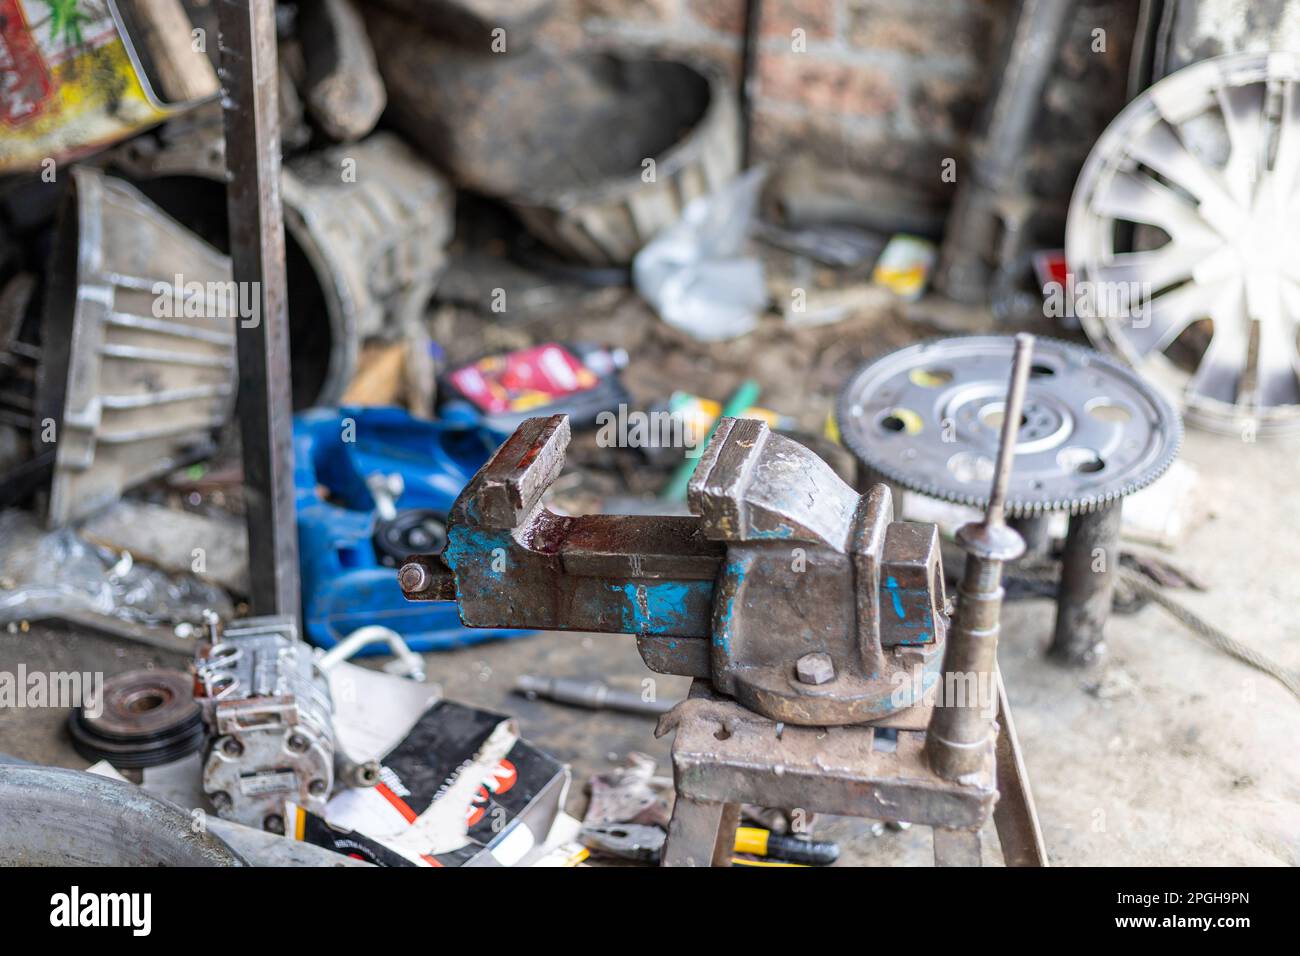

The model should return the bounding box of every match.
[662,798,740,867]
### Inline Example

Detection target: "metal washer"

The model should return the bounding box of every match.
[837,335,1183,516]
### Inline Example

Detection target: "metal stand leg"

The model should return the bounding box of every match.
[1049,504,1122,665]
[662,798,740,867]
[1010,514,1053,560]
[933,828,982,866]
[991,672,1048,866]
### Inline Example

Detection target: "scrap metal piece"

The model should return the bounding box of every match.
[366,0,556,47]
[509,59,739,267]
[837,335,1182,517]
[580,822,666,864]
[991,671,1049,866]
[367,14,740,265]
[583,752,673,828]
[67,669,205,769]
[0,764,245,866]
[35,167,236,526]
[297,0,387,142]
[1068,51,1300,438]
[515,674,675,716]
[281,133,455,405]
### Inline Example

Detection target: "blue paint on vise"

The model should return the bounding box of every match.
[611,581,710,635]
[445,525,512,581]
[885,576,908,620]
[884,575,937,643]
[713,559,750,653]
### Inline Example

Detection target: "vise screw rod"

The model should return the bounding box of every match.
[926,333,1033,781]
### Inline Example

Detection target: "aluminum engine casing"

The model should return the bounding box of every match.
[194,617,335,831]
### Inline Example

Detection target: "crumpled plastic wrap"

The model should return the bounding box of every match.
[0,510,232,630]
[633,167,769,341]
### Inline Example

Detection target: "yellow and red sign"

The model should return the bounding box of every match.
[0,0,170,172]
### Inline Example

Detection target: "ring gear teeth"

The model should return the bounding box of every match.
[837,335,1183,517]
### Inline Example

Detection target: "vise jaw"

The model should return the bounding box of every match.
[400,414,948,726]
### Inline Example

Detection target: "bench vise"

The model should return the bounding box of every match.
[398,414,949,726]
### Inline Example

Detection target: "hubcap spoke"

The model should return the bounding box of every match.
[1068,53,1300,432]
[1096,170,1219,245]
[1270,81,1300,197]
[1121,281,1215,357]
[1185,287,1248,403]
[1216,82,1266,205]
[1127,120,1239,234]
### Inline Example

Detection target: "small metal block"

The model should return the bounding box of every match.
[795,653,835,685]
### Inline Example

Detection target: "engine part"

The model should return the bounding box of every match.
[294,405,526,652]
[112,129,455,407]
[67,669,204,769]
[1067,51,1300,437]
[837,335,1182,664]
[280,131,454,404]
[837,336,1181,515]
[194,616,371,831]
[35,166,236,526]
[367,14,740,266]
[316,625,425,681]
[0,764,245,866]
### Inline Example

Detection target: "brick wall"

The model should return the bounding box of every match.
[538,0,1137,235]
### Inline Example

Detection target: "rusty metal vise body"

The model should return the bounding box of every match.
[399,415,948,726]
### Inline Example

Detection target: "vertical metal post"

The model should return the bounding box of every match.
[1049,504,1123,664]
[739,0,763,168]
[926,335,1032,781]
[217,0,301,619]
[934,0,1076,303]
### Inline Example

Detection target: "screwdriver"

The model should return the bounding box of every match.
[580,823,839,866]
